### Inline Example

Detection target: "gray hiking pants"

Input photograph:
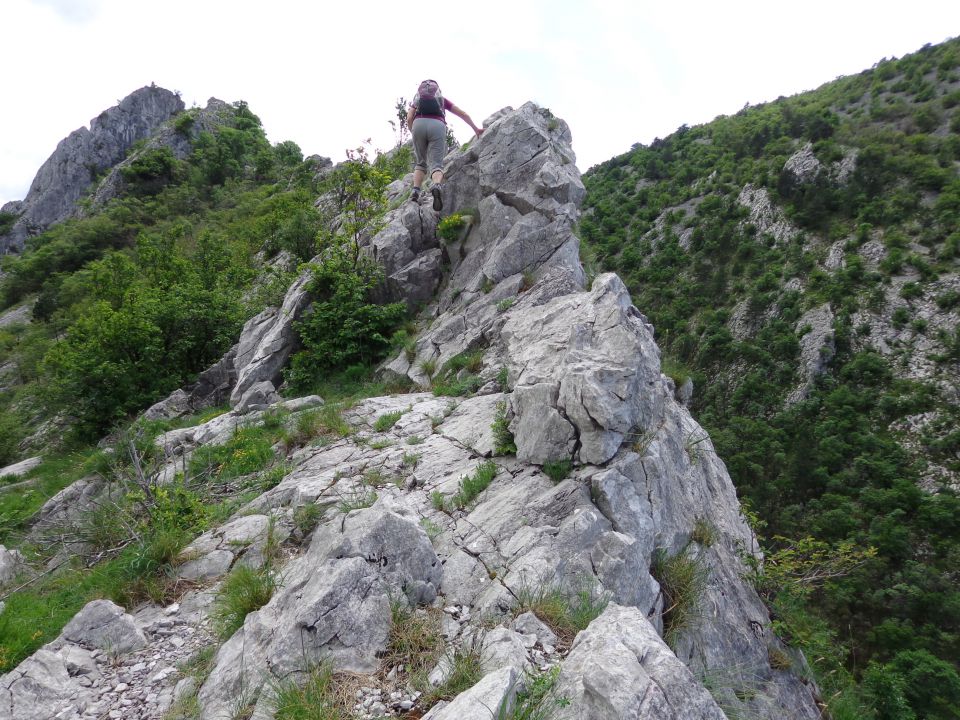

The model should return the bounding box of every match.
[412,118,446,175]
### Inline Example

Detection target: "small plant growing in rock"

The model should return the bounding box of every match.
[373,409,405,432]
[515,581,608,645]
[383,603,445,691]
[683,431,710,465]
[406,434,424,445]
[496,366,509,390]
[768,646,793,671]
[502,666,568,720]
[520,270,536,291]
[691,517,716,547]
[481,276,496,294]
[419,358,437,381]
[437,213,467,243]
[542,459,572,484]
[651,544,708,647]
[271,661,354,720]
[492,401,517,456]
[420,517,442,541]
[430,490,447,511]
[402,452,421,467]
[337,489,377,513]
[362,468,387,487]
[212,564,278,640]
[451,461,498,509]
[426,631,487,703]
[369,438,393,450]
[496,298,515,313]
[293,503,325,537]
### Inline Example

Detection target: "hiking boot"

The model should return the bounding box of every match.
[431,185,443,211]
[410,188,421,203]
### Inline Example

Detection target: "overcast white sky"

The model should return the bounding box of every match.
[1,0,958,206]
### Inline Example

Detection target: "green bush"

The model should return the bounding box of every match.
[287,247,406,392]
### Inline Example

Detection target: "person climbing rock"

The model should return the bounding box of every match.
[406,79,483,211]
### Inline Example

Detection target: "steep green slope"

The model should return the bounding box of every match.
[582,38,960,717]
[0,101,321,451]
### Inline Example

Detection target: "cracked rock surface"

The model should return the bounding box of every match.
[3,104,821,720]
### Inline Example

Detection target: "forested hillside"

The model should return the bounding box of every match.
[581,38,960,717]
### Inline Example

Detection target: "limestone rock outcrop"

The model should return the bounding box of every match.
[0,86,184,254]
[2,102,822,720]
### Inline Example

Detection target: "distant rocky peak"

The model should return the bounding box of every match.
[0,85,184,254]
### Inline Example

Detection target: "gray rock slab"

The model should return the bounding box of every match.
[0,545,24,585]
[0,457,41,479]
[176,549,235,581]
[61,600,147,655]
[556,604,727,720]
[422,666,518,720]
[439,393,504,457]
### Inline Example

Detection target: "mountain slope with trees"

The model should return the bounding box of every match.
[581,37,960,718]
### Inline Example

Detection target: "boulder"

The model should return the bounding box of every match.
[421,666,518,720]
[0,457,41,479]
[198,508,442,718]
[555,604,727,720]
[0,545,24,585]
[61,599,147,655]
[230,266,314,407]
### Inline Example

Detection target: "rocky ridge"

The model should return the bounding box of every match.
[1,104,820,720]
[0,86,184,254]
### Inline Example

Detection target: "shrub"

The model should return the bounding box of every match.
[287,247,406,392]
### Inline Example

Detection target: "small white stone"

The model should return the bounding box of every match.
[165,603,180,615]
[114,683,128,693]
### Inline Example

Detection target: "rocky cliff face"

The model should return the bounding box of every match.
[0,86,184,254]
[0,104,821,720]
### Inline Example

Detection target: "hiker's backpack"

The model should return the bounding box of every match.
[415,80,445,119]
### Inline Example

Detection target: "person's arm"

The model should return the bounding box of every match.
[448,103,483,137]
[406,104,417,131]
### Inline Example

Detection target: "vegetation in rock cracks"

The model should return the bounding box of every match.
[581,37,960,718]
